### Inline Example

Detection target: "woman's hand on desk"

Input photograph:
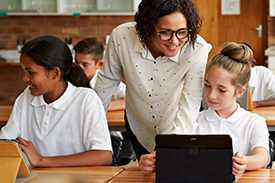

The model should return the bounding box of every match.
[139,151,156,175]
[16,137,42,167]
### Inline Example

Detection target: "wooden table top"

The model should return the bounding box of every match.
[24,166,125,183]
[251,106,275,126]
[106,109,125,126]
[1,105,275,127]
[110,166,275,183]
[0,105,125,127]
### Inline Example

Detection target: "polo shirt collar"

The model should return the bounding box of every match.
[205,104,243,123]
[31,82,76,110]
[133,36,180,63]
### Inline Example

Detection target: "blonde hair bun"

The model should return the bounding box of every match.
[220,42,253,64]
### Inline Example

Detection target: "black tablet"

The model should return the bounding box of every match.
[155,134,234,183]
[155,134,233,150]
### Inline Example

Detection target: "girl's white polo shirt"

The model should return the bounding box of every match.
[196,104,269,155]
[0,82,112,156]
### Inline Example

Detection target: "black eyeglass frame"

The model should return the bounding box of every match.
[155,28,191,41]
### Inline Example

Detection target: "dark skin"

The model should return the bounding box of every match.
[16,137,112,167]
[18,55,112,167]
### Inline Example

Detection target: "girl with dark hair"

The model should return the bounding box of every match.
[0,35,112,167]
[95,0,212,160]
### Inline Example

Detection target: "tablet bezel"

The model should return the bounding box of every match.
[155,134,232,150]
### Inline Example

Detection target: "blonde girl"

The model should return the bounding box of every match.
[139,42,269,176]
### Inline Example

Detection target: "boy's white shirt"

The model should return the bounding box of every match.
[249,66,275,101]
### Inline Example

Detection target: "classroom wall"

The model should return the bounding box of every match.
[0,15,134,49]
[1,4,275,105]
[0,15,134,105]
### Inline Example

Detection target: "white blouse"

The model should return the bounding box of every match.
[91,70,126,101]
[95,22,212,152]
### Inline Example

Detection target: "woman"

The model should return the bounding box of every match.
[95,0,212,160]
[139,42,269,175]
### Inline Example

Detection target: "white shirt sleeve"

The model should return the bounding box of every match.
[95,29,123,111]
[112,82,126,101]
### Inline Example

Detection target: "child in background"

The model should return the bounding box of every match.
[73,37,126,111]
[139,42,269,176]
[0,35,112,167]
[240,42,275,108]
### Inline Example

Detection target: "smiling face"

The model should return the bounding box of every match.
[74,52,102,81]
[20,54,63,104]
[147,12,188,59]
[204,66,245,118]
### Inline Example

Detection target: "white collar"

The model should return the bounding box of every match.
[205,104,244,123]
[31,82,76,110]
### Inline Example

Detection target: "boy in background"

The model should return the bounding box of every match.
[74,38,135,165]
[74,37,126,111]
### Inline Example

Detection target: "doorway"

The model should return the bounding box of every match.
[193,0,268,66]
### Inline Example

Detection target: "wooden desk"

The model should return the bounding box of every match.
[110,166,275,183]
[2,105,274,131]
[252,106,275,131]
[0,105,125,129]
[23,166,125,183]
[0,105,12,127]
[110,166,155,183]
[106,109,125,131]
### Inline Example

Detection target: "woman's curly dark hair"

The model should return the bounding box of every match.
[134,0,201,48]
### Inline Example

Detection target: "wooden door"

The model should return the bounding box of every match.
[193,0,268,66]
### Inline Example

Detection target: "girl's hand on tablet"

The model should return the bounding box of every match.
[16,137,43,167]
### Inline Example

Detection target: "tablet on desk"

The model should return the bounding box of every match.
[0,139,31,179]
[155,134,234,183]
[155,134,233,149]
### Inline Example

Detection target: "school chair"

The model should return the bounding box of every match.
[246,85,253,111]
[267,139,274,169]
[110,135,123,166]
[119,131,136,165]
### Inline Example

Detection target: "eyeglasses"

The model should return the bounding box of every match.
[155,28,191,41]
